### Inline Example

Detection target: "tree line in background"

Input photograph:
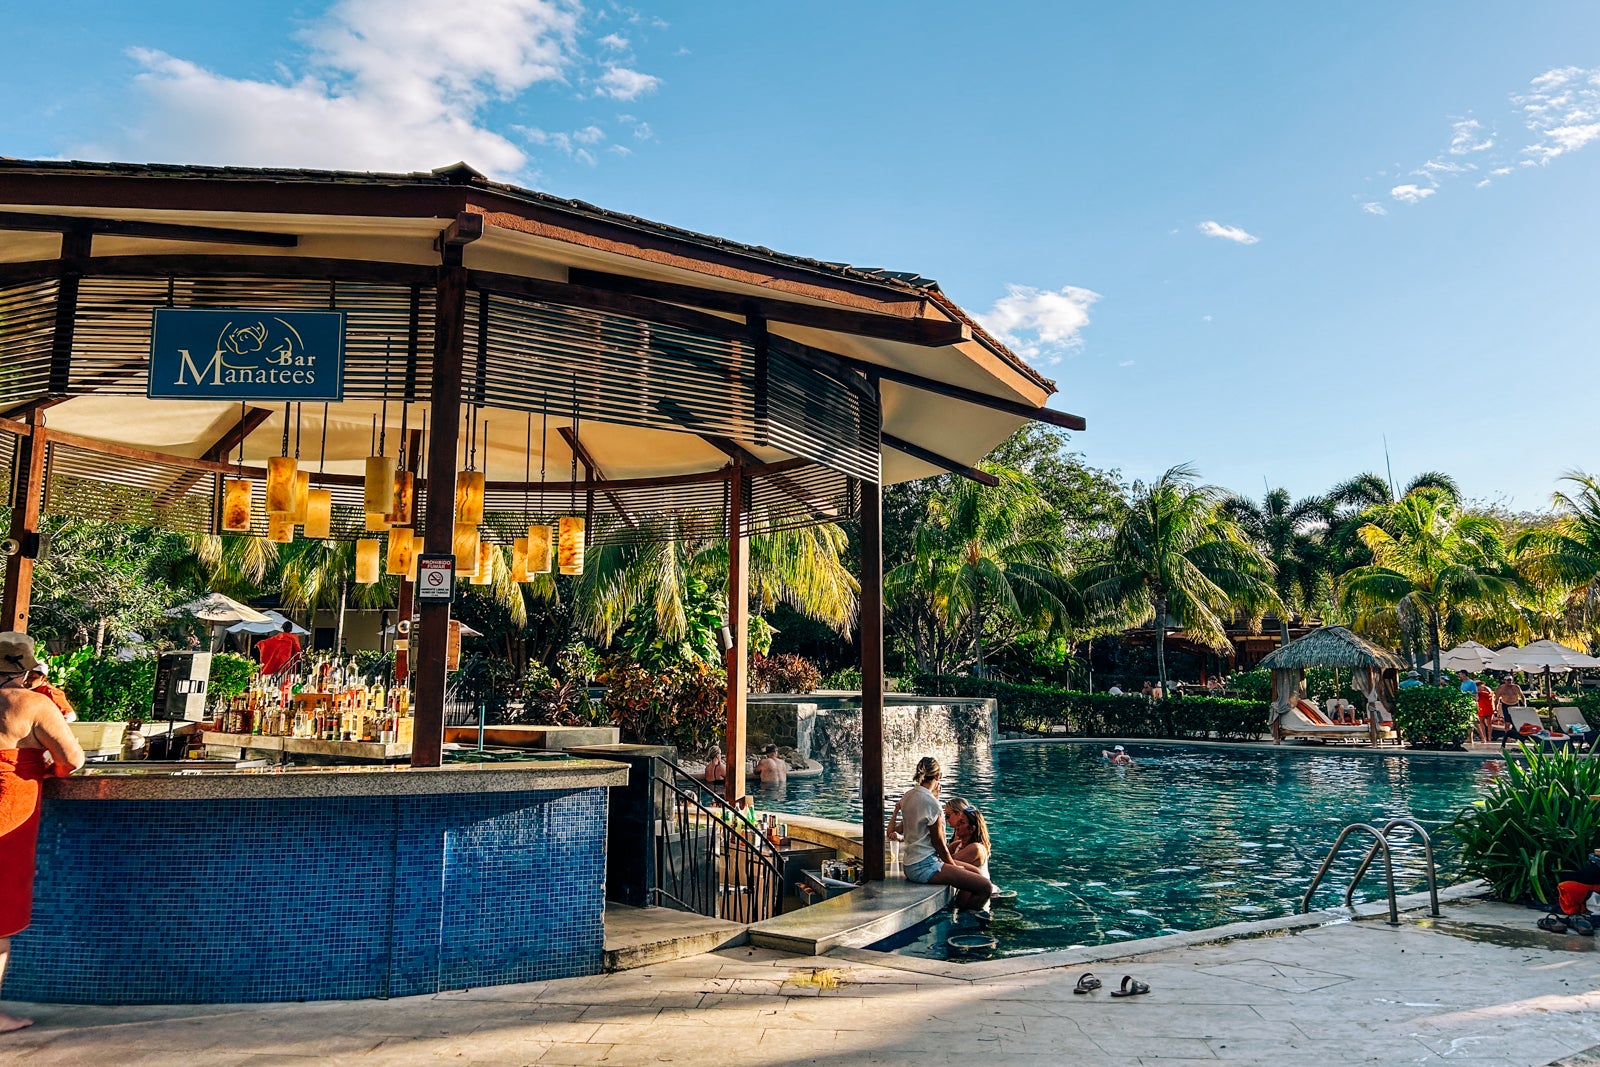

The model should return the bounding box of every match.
[11,424,1600,703]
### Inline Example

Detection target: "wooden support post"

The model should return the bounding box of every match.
[723,464,750,804]
[412,264,468,768]
[1,416,47,632]
[47,228,91,395]
[859,471,886,882]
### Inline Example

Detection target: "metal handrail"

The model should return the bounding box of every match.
[655,755,787,873]
[1301,822,1401,925]
[1344,818,1440,918]
[651,772,784,922]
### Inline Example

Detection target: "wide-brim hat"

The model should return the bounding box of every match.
[0,631,41,675]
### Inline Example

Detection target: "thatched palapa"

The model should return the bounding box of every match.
[1257,625,1406,672]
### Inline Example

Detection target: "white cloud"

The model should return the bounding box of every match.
[1197,220,1259,245]
[78,0,659,181]
[1360,201,1388,215]
[597,33,629,50]
[1201,315,1212,323]
[519,123,607,165]
[1390,184,1436,204]
[1447,118,1495,154]
[1118,359,1136,367]
[976,283,1101,367]
[596,66,659,100]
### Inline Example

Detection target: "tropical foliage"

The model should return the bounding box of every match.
[1451,746,1600,905]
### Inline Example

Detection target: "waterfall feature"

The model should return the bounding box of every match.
[748,695,997,784]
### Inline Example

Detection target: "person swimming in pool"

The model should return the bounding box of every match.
[1103,744,1133,765]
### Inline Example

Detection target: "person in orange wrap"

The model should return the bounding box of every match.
[0,631,84,1035]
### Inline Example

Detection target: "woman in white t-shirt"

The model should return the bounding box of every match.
[892,757,992,911]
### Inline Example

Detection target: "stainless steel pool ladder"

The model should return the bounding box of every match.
[1300,818,1441,926]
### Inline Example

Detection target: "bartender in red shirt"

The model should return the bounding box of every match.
[254,621,303,678]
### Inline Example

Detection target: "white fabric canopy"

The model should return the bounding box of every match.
[1485,639,1600,672]
[227,609,309,637]
[1439,641,1498,671]
[165,592,271,625]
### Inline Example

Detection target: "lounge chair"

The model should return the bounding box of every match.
[1502,707,1571,752]
[1277,701,1383,745]
[1553,707,1598,752]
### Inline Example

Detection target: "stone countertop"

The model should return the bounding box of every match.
[203,732,412,759]
[44,758,630,801]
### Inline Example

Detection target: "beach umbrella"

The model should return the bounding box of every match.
[384,620,482,638]
[165,592,272,625]
[1484,640,1600,673]
[1439,641,1497,672]
[226,610,309,637]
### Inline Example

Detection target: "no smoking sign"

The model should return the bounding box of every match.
[416,554,455,601]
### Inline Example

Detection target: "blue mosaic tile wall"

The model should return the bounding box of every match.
[9,787,607,1004]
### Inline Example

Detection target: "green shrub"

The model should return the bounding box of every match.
[1451,745,1600,905]
[1394,686,1476,749]
[910,674,1270,742]
[61,654,158,722]
[598,652,728,752]
[208,653,258,704]
[820,666,862,690]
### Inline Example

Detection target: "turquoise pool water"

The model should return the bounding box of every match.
[764,742,1499,959]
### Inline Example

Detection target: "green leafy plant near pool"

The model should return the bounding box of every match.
[1393,687,1476,749]
[1451,745,1600,905]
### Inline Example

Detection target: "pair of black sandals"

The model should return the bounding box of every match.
[1073,972,1150,997]
[1538,912,1596,935]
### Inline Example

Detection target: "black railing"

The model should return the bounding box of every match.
[648,757,784,923]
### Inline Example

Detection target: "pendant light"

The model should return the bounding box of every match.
[456,407,485,525]
[355,538,381,584]
[446,619,463,671]
[221,402,254,533]
[265,403,297,514]
[286,404,310,524]
[511,538,529,582]
[471,540,495,585]
[454,522,480,575]
[267,511,295,544]
[386,528,416,576]
[527,398,553,574]
[557,394,585,576]
[364,409,394,517]
[304,403,333,540]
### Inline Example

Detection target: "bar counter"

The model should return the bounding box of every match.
[11,759,630,1005]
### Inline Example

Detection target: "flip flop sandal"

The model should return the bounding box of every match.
[1572,915,1595,936]
[1537,914,1569,933]
[1110,976,1151,997]
[1073,972,1101,995]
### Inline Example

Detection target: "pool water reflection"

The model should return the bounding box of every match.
[764,743,1499,958]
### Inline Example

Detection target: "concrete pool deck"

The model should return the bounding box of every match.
[8,894,1600,1066]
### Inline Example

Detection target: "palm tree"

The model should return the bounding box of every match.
[572,518,859,649]
[1224,487,1327,645]
[1075,464,1278,692]
[1339,487,1513,677]
[888,466,1076,677]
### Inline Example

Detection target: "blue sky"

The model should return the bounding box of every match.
[4,2,1599,511]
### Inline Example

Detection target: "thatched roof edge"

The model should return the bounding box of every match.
[1256,626,1406,672]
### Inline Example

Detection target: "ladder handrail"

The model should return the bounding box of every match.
[1344,818,1440,918]
[1301,822,1401,925]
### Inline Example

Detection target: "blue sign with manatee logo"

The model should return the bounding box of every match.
[149,308,346,402]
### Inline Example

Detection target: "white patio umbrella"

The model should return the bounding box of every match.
[226,610,309,637]
[384,620,482,638]
[1485,639,1600,703]
[1439,640,1498,672]
[165,592,272,625]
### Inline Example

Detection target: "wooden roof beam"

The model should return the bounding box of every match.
[701,435,840,521]
[567,268,967,348]
[882,432,999,487]
[152,405,274,508]
[556,425,638,529]
[0,210,298,247]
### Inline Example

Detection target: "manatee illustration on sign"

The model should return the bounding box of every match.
[149,308,345,402]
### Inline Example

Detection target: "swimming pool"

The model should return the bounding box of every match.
[764,742,1498,959]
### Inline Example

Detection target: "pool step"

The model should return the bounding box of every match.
[603,904,747,971]
[747,877,953,956]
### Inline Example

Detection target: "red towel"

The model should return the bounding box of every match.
[0,748,48,937]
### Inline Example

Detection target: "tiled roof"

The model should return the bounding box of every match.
[0,157,1054,394]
